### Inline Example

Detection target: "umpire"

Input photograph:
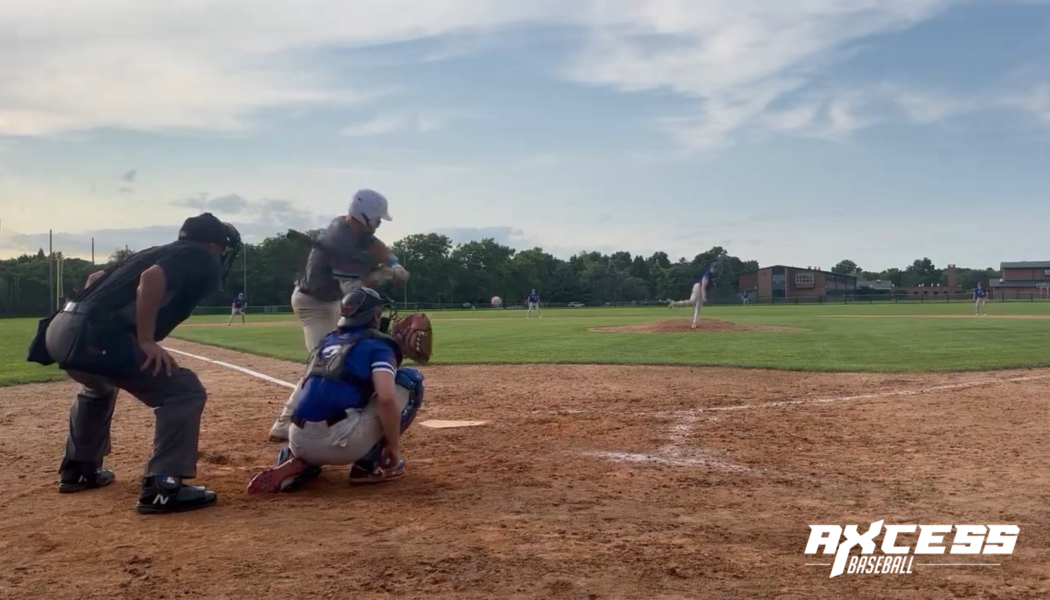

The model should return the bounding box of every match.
[27,212,242,515]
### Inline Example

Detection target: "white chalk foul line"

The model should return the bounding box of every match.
[684,374,1050,415]
[165,347,297,390]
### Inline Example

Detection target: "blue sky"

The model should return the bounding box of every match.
[1,0,1049,271]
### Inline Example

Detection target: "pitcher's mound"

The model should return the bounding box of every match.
[591,319,800,333]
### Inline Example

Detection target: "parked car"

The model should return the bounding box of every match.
[567,302,585,307]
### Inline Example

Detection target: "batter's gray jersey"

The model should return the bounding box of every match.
[295,217,377,303]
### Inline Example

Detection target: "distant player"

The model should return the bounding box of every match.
[526,289,541,319]
[669,261,719,329]
[973,282,988,316]
[228,292,246,325]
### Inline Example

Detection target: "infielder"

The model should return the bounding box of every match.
[227,292,246,326]
[526,289,541,318]
[248,287,431,493]
[27,213,242,514]
[974,282,988,315]
[668,261,720,329]
[269,189,409,441]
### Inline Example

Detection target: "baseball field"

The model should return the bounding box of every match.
[2,303,1049,598]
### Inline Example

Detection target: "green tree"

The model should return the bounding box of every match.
[832,260,860,276]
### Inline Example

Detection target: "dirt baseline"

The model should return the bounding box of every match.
[1,340,1048,599]
[591,318,801,333]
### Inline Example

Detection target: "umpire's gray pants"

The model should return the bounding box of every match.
[46,314,208,479]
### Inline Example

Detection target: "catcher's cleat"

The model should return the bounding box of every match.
[58,462,115,493]
[276,445,321,492]
[246,447,320,494]
[136,476,217,514]
[348,459,406,485]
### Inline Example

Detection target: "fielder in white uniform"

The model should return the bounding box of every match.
[668,262,719,329]
[269,189,408,441]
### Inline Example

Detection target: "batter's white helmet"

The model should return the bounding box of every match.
[349,189,392,230]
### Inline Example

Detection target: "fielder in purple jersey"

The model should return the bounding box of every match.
[973,283,988,316]
[228,292,246,325]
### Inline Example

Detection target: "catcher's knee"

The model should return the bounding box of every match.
[395,368,425,406]
[395,368,425,429]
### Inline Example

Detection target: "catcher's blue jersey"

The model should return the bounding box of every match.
[294,327,399,421]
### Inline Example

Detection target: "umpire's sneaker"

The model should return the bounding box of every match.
[58,461,115,494]
[135,476,217,514]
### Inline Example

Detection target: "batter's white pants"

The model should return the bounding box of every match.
[671,283,703,324]
[289,386,412,466]
[270,287,341,439]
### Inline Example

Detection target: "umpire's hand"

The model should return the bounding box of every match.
[140,341,177,377]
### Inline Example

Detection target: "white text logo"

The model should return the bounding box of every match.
[806,521,1019,578]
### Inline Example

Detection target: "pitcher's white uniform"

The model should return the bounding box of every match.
[669,262,719,329]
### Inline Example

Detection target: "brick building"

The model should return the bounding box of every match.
[737,265,857,300]
[989,261,1050,295]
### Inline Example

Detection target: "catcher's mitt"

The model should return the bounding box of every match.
[391,313,432,364]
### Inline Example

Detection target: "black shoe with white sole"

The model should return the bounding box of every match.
[135,475,217,514]
[58,462,116,493]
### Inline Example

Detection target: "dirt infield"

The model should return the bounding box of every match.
[2,341,1049,599]
[591,318,800,333]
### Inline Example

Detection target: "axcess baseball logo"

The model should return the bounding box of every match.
[806,521,1019,578]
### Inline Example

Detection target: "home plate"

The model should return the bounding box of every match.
[420,420,490,429]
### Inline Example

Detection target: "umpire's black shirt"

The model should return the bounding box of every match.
[77,241,221,341]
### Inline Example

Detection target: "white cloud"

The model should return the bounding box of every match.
[340,110,485,136]
[0,0,1045,149]
[340,116,404,137]
[1006,83,1050,122]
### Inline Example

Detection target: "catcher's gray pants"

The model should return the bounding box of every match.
[271,287,341,436]
[290,385,412,466]
[46,316,208,478]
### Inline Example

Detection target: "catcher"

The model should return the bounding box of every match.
[269,188,409,441]
[247,287,433,493]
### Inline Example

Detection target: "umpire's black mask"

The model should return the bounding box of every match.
[179,213,243,291]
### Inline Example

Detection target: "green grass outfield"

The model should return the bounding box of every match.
[3,302,1050,386]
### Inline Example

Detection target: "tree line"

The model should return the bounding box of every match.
[0,226,996,317]
[830,258,997,292]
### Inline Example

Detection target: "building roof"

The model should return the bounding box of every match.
[738,265,858,279]
[1001,261,1050,269]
